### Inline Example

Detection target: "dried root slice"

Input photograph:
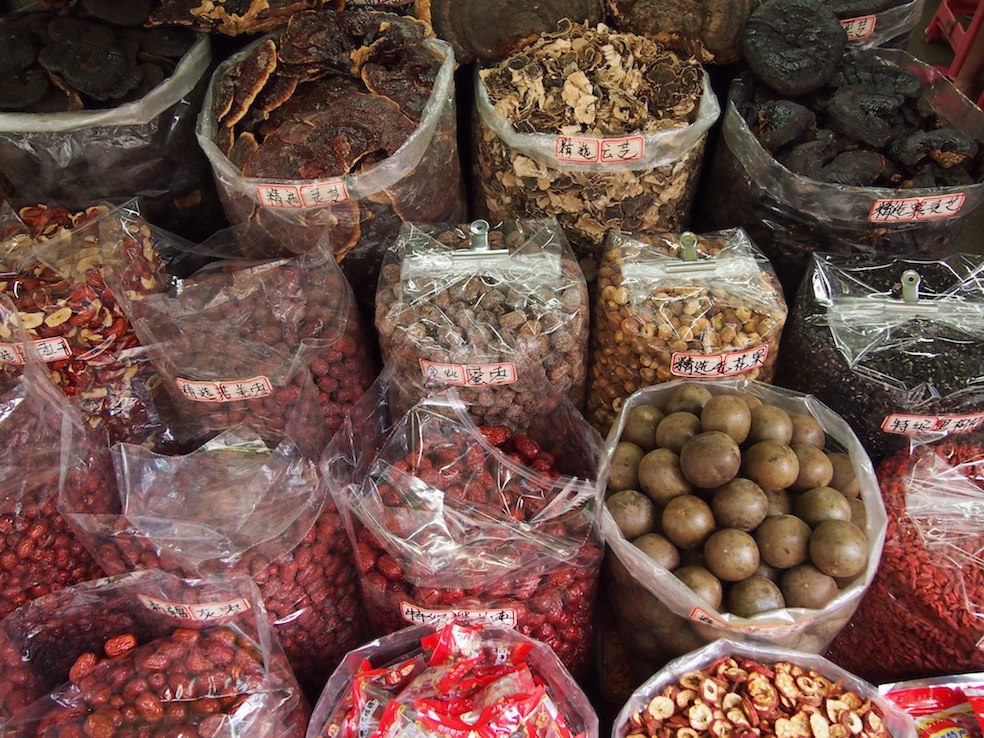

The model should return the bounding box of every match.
[742,0,847,96]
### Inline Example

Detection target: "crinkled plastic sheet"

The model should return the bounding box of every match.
[613,639,917,738]
[601,378,886,675]
[842,0,926,50]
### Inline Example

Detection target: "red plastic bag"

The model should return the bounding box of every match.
[0,569,309,737]
[326,368,607,677]
[62,361,366,695]
[883,673,984,738]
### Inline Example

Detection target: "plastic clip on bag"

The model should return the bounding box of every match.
[602,379,886,686]
[0,27,219,240]
[826,433,984,683]
[307,623,599,738]
[587,229,788,434]
[196,8,464,303]
[61,360,366,695]
[614,639,917,738]
[325,370,608,677]
[778,253,984,462]
[701,50,984,297]
[375,218,589,425]
[0,569,309,737]
[474,22,720,281]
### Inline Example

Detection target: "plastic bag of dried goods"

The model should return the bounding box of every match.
[701,50,984,297]
[614,638,916,738]
[0,9,218,239]
[778,253,984,463]
[837,0,926,50]
[325,369,607,677]
[375,217,588,424]
[0,201,179,447]
[197,8,464,303]
[307,622,598,738]
[601,378,885,687]
[587,228,787,434]
[826,434,984,683]
[0,568,308,737]
[882,672,984,738]
[111,227,377,441]
[474,21,720,282]
[61,358,365,695]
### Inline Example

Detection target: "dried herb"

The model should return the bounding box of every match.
[149,0,344,36]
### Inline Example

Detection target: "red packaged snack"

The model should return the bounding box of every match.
[883,674,984,738]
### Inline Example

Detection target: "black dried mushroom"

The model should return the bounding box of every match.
[0,67,49,110]
[37,42,142,102]
[80,0,154,26]
[888,127,978,168]
[818,150,887,186]
[755,100,816,151]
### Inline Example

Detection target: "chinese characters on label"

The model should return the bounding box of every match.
[554,135,644,163]
[881,412,984,435]
[0,337,72,365]
[419,359,518,387]
[670,345,769,377]
[869,193,965,222]
[689,607,813,636]
[257,181,349,209]
[400,601,518,628]
[840,15,876,39]
[138,594,251,621]
[175,376,273,403]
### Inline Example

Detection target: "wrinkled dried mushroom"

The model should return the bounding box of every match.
[148,0,344,36]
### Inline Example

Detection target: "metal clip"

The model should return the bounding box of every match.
[664,231,717,273]
[451,220,510,260]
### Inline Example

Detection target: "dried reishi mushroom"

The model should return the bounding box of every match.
[149,0,344,36]
[818,150,887,185]
[743,0,847,96]
[606,0,757,64]
[417,0,605,64]
[214,38,278,127]
[0,68,50,110]
[888,127,977,168]
[38,42,142,102]
[754,101,816,151]
[80,0,154,26]
[362,44,441,122]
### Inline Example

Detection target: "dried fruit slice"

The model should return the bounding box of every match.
[214,38,278,127]
[742,0,847,96]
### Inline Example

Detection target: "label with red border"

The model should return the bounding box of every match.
[841,15,876,39]
[670,344,769,377]
[175,376,273,403]
[870,193,966,222]
[555,135,644,164]
[881,412,984,435]
[419,359,518,387]
[690,607,813,636]
[138,594,251,621]
[0,337,71,365]
[256,181,349,209]
[400,601,518,628]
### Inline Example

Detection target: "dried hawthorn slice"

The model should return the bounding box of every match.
[0,67,49,110]
[214,38,277,127]
[37,42,142,101]
[888,126,978,168]
[755,100,816,150]
[742,0,847,96]
[80,0,153,26]
[229,131,260,169]
[818,149,887,185]
[362,45,441,122]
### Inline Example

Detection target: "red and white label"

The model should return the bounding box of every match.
[257,181,349,209]
[870,193,965,222]
[400,601,518,628]
[670,344,769,377]
[0,337,72,365]
[175,376,273,403]
[555,135,644,163]
[841,15,876,39]
[690,607,813,636]
[881,412,984,435]
[138,594,251,621]
[419,359,518,387]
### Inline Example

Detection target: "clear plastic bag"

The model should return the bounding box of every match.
[701,50,984,297]
[614,639,917,738]
[0,568,309,737]
[307,623,598,738]
[602,378,886,684]
[473,30,720,280]
[375,218,589,424]
[882,672,984,738]
[778,253,984,463]
[838,0,926,49]
[325,370,607,677]
[112,230,377,442]
[0,34,221,240]
[587,229,788,433]
[61,360,366,695]
[196,25,464,303]
[826,434,984,683]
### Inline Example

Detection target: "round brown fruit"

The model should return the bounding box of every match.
[848,498,867,530]
[680,431,741,488]
[675,565,723,609]
[727,576,785,618]
[606,489,656,540]
[790,413,826,448]
[810,519,867,578]
[662,495,716,549]
[638,448,692,505]
[711,478,768,532]
[793,486,852,527]
[655,412,702,453]
[789,444,834,493]
[622,404,665,450]
[747,405,794,444]
[704,528,760,582]
[666,384,712,415]
[755,514,811,569]
[764,488,791,516]
[780,564,839,609]
[700,395,751,444]
[609,442,645,492]
[828,452,860,498]
[633,532,680,571]
[742,440,800,491]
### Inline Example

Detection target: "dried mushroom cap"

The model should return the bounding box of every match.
[140,27,197,59]
[481,22,704,136]
[149,0,345,36]
[37,42,142,101]
[742,0,847,96]
[818,149,887,185]
[229,131,260,169]
[754,100,816,150]
[252,74,299,114]
[80,0,154,26]
[46,16,116,47]
[416,0,605,64]
[214,38,278,127]
[0,67,49,110]
[257,76,364,137]
[0,20,41,72]
[605,0,757,64]
[362,44,441,122]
